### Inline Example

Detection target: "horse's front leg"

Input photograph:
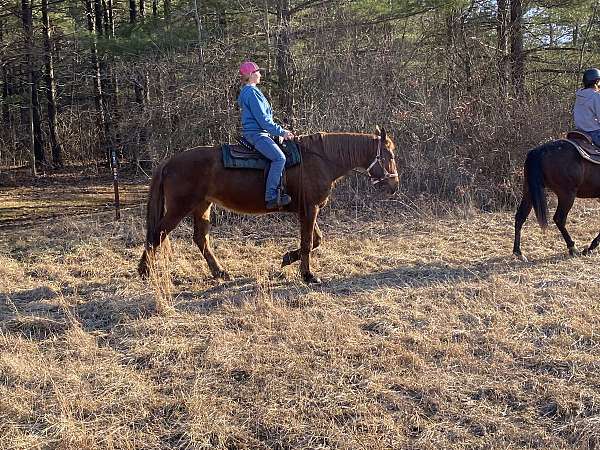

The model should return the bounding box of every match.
[282,222,322,267]
[582,222,600,256]
[299,206,321,284]
[584,231,600,255]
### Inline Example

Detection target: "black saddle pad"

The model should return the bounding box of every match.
[222,139,302,170]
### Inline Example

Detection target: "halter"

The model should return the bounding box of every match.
[365,138,399,185]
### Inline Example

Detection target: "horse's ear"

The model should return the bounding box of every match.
[375,125,381,135]
[380,127,387,142]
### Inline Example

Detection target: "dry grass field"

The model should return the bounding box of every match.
[1,178,600,449]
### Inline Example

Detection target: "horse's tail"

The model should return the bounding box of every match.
[145,161,167,248]
[525,146,548,229]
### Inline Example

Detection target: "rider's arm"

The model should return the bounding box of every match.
[244,88,286,137]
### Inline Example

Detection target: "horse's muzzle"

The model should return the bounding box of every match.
[384,176,400,195]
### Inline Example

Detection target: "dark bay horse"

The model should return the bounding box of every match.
[138,128,399,283]
[513,139,600,259]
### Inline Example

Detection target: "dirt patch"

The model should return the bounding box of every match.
[0,164,148,230]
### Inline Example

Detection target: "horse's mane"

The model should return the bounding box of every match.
[300,132,379,167]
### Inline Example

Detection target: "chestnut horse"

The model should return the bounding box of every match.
[138,128,399,283]
[513,140,600,259]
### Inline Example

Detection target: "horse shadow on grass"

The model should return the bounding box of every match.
[176,251,572,313]
[0,281,157,339]
[0,250,580,339]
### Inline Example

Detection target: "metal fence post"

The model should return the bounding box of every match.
[111,148,121,220]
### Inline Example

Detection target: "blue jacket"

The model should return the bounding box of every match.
[574,88,600,132]
[238,85,285,137]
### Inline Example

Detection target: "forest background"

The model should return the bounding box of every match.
[0,0,597,209]
[4,2,600,448]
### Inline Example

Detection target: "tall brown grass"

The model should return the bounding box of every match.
[2,191,600,449]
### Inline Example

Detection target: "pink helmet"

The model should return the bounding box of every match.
[239,61,261,76]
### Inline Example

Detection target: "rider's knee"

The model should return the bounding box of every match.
[275,152,286,164]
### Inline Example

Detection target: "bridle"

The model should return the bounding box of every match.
[365,137,399,185]
[300,134,399,185]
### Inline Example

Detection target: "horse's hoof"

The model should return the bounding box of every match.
[302,273,322,284]
[138,265,150,279]
[282,252,294,267]
[272,270,287,280]
[569,247,580,257]
[583,247,593,256]
[513,253,528,262]
[215,270,232,281]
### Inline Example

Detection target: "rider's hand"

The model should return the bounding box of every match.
[283,131,294,140]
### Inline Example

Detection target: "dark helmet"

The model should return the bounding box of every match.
[583,68,600,86]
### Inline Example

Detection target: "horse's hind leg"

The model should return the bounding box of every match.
[554,192,578,256]
[139,205,189,277]
[192,202,230,280]
[513,189,532,259]
[584,202,600,254]
[282,221,322,267]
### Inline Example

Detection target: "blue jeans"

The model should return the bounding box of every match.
[588,129,600,147]
[244,133,286,201]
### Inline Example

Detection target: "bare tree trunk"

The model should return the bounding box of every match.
[576,5,597,89]
[445,9,458,108]
[85,0,108,159]
[264,1,271,71]
[152,0,157,18]
[102,0,109,35]
[139,0,145,21]
[22,0,44,173]
[0,17,10,127]
[0,16,11,166]
[42,0,64,167]
[32,69,44,162]
[130,0,137,23]
[1,66,9,127]
[133,67,149,166]
[459,16,473,93]
[276,0,294,127]
[104,0,120,156]
[142,69,150,104]
[192,0,204,64]
[94,0,103,37]
[164,0,171,22]
[218,6,226,41]
[95,0,110,127]
[103,0,115,39]
[510,0,525,97]
[497,0,509,96]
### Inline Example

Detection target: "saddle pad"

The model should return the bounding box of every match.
[562,139,600,164]
[222,140,302,170]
